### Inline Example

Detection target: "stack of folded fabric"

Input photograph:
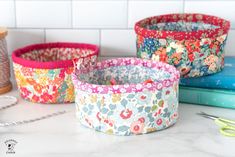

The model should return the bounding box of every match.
[180,56,235,109]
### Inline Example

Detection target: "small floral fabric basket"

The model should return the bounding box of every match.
[135,13,230,78]
[72,58,180,135]
[12,42,99,104]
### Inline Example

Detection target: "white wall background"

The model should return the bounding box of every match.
[1,0,235,59]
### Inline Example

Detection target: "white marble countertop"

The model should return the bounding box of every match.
[0,89,235,157]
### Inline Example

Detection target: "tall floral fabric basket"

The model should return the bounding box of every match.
[135,13,230,78]
[12,42,99,104]
[72,58,180,135]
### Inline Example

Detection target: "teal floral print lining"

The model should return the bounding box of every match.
[146,22,219,32]
[79,65,171,85]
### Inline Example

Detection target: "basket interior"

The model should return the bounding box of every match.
[79,65,171,85]
[146,22,219,32]
[20,48,95,62]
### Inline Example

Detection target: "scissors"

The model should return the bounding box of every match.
[197,112,235,137]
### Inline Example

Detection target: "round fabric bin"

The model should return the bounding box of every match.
[135,13,230,78]
[12,42,99,104]
[72,58,180,135]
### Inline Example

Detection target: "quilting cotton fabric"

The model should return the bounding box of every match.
[180,57,235,90]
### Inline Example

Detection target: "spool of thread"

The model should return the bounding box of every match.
[0,27,12,94]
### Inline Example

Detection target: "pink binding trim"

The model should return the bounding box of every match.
[12,42,99,69]
[72,58,180,94]
[135,13,230,40]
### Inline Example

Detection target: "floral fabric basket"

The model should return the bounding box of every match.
[72,58,180,135]
[12,42,99,104]
[135,13,230,78]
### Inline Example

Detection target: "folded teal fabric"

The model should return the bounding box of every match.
[179,86,235,109]
[180,57,235,90]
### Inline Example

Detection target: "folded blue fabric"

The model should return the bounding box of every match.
[180,56,235,90]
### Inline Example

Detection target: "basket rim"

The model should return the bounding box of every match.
[12,42,99,69]
[72,57,180,94]
[134,13,230,40]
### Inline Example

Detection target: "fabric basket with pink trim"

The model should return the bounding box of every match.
[72,58,180,135]
[12,42,99,104]
[135,13,230,78]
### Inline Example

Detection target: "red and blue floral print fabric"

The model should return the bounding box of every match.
[135,13,230,78]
